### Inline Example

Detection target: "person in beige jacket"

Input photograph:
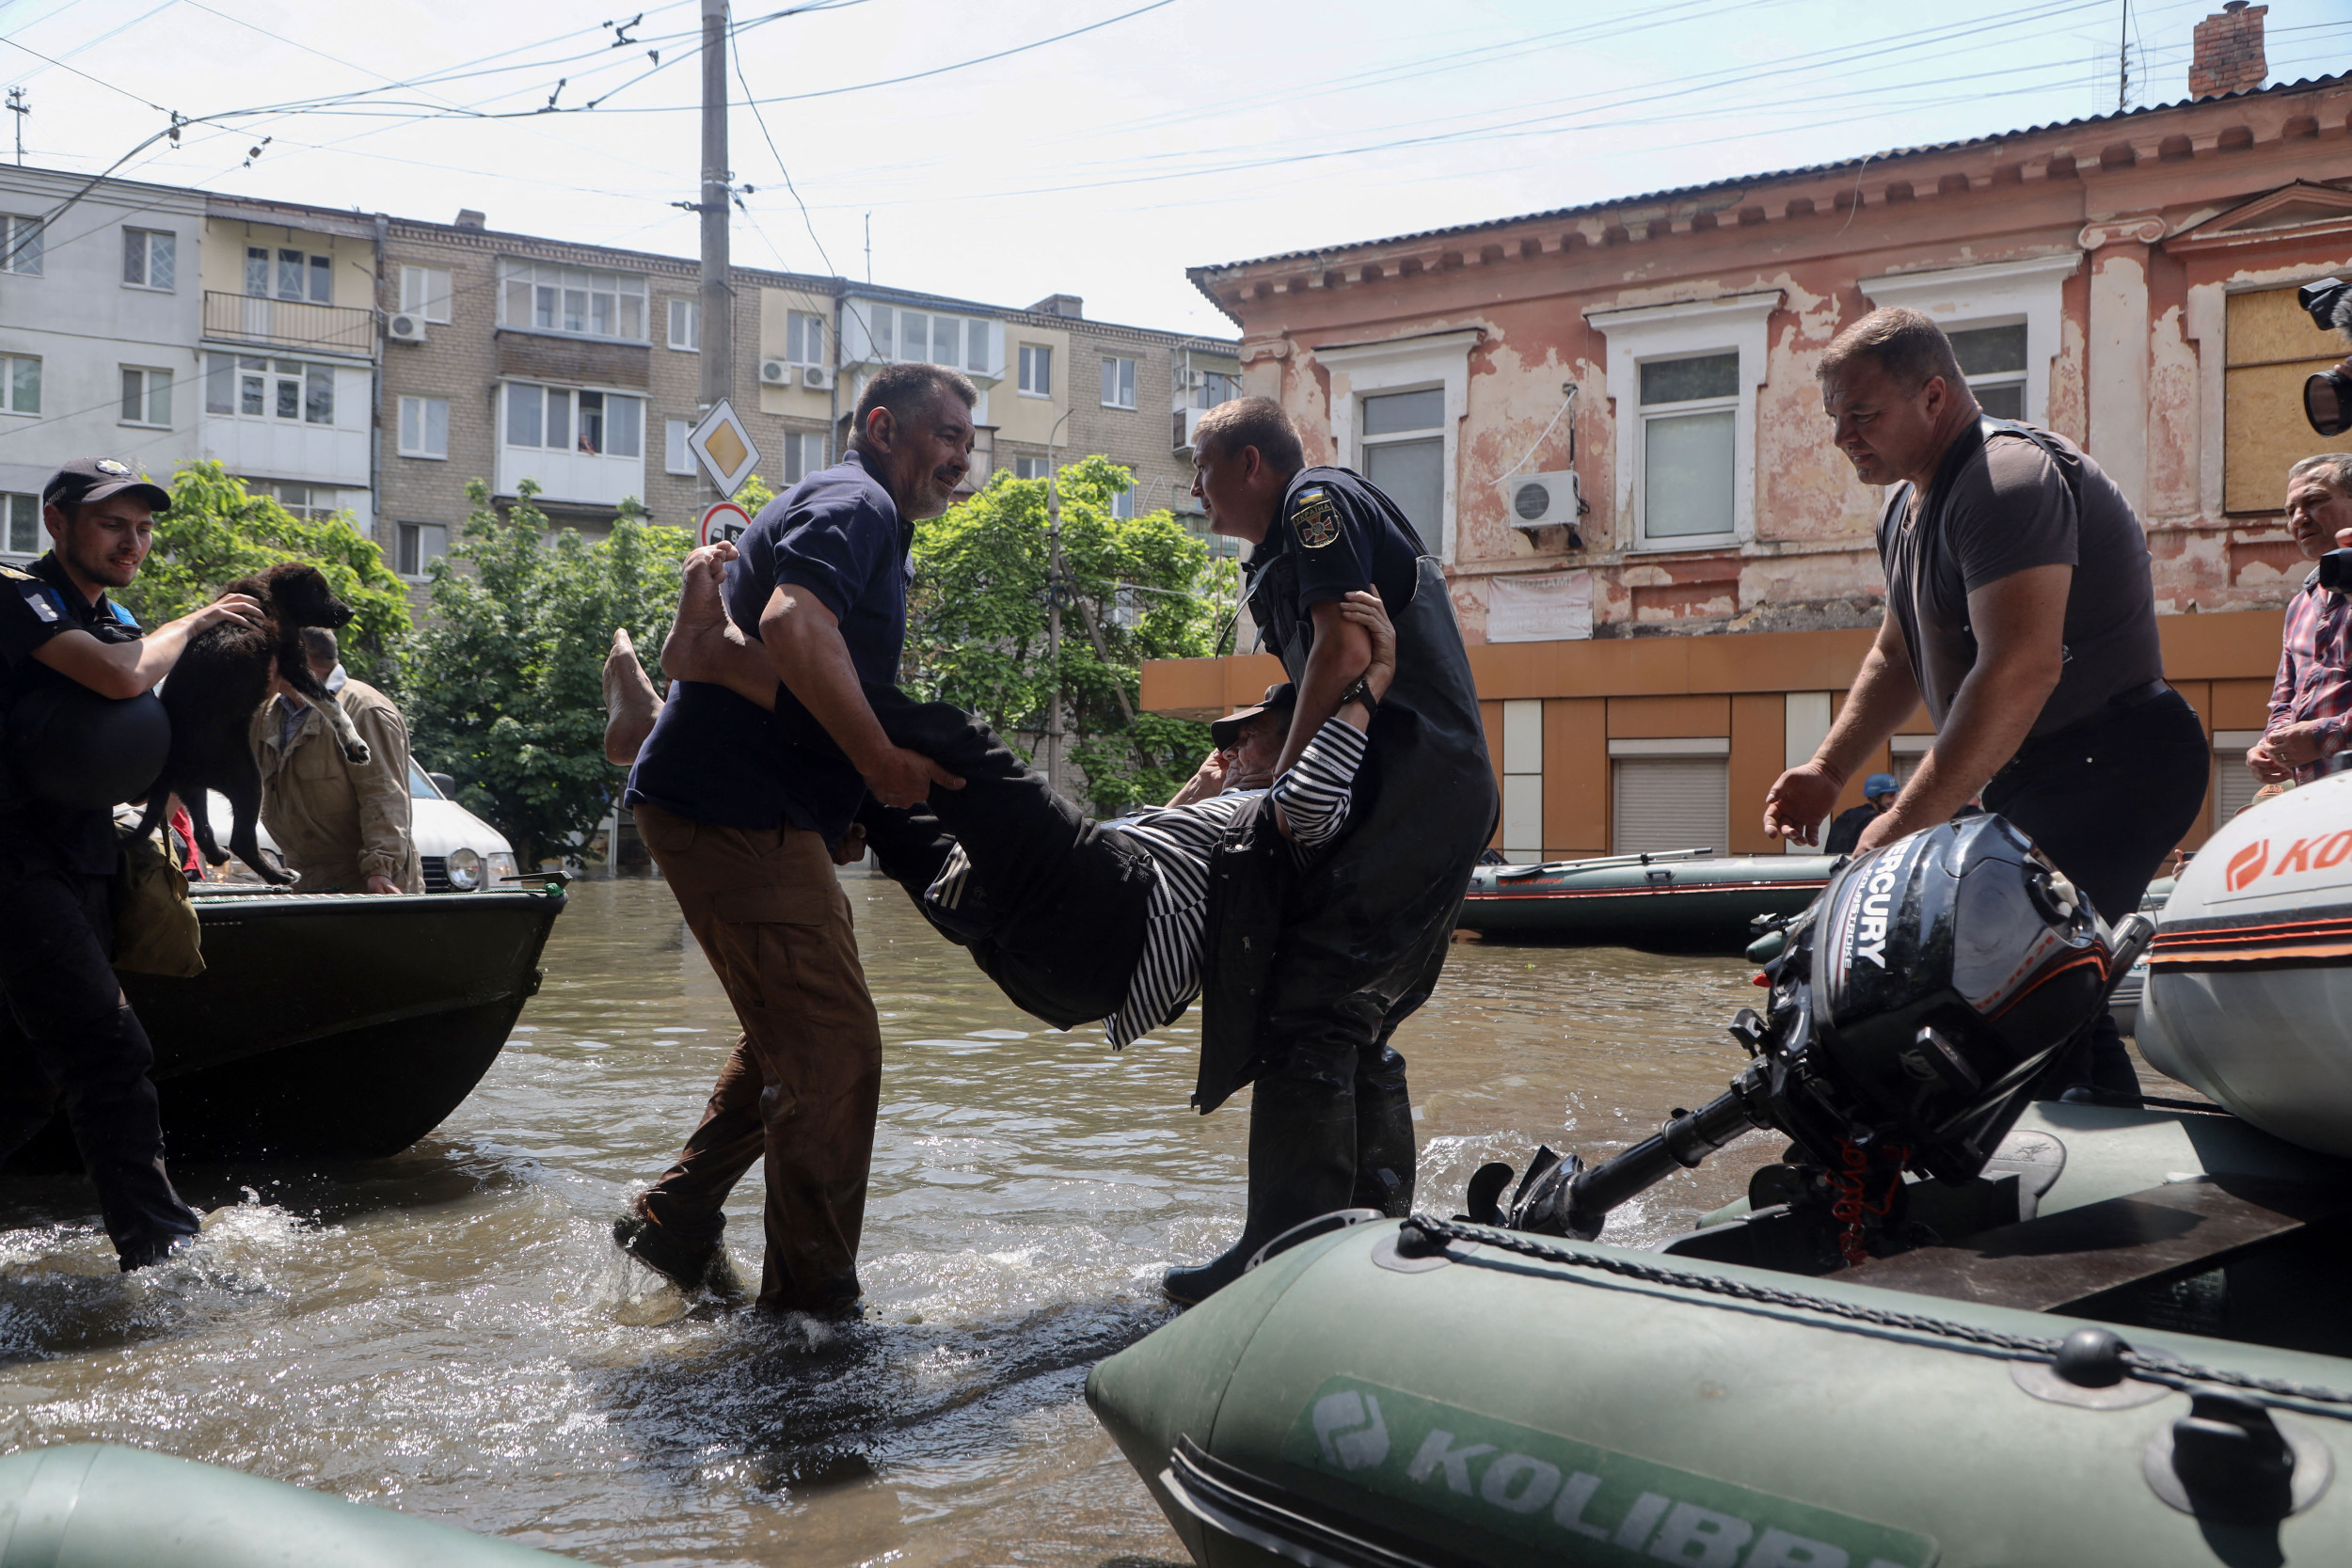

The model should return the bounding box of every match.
[248,627,422,894]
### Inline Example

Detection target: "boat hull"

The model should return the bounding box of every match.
[1458,855,1836,954]
[3,887,564,1170]
[2141,773,2352,1155]
[1089,1104,2352,1567]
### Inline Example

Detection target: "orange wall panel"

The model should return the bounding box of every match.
[1542,698,1608,856]
[1728,694,1786,855]
[1605,694,1731,738]
[2157,610,2284,682]
[2210,678,2274,730]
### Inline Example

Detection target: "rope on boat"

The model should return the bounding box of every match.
[1399,1214,2352,1421]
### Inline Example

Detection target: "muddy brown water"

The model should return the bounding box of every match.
[0,875,1820,1564]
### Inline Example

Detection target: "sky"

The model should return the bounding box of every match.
[3,0,2348,337]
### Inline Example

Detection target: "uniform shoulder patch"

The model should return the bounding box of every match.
[1291,488,1343,549]
[16,583,57,624]
[0,563,34,583]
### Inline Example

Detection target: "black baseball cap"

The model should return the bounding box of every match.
[42,457,172,515]
[1211,682,1297,749]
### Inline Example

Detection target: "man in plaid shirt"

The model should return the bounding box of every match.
[2250,453,2352,786]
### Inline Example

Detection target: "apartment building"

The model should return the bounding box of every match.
[0,166,1239,595]
[0,167,207,557]
[1144,7,2352,865]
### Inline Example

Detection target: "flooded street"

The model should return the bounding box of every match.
[1,873,1783,1565]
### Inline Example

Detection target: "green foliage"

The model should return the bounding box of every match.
[402,480,691,864]
[733,473,775,515]
[906,456,1233,816]
[115,461,412,685]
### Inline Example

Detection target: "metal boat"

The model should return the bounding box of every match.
[3,881,564,1172]
[1459,848,1838,954]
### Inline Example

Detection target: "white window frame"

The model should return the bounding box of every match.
[786,310,825,366]
[1101,355,1136,409]
[122,228,176,292]
[395,521,449,579]
[501,382,644,458]
[206,354,332,425]
[1316,329,1479,562]
[1108,480,1135,519]
[399,264,453,324]
[1018,342,1052,397]
[119,366,172,428]
[0,352,39,415]
[668,298,699,352]
[782,430,829,485]
[496,260,649,341]
[246,245,331,304]
[398,395,449,459]
[1859,255,2078,427]
[2,491,40,555]
[0,214,42,277]
[665,416,693,476]
[1586,292,1779,552]
[1014,455,1047,481]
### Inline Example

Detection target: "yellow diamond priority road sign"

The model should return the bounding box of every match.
[686,400,760,496]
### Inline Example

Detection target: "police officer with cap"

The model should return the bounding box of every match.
[0,458,262,1270]
[1174,397,1496,1304]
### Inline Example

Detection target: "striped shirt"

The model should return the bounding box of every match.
[925,718,1371,1047]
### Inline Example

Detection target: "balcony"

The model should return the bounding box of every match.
[203,292,376,357]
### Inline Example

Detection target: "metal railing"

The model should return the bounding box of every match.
[202,292,376,356]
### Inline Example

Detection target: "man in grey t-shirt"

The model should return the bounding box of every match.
[1763,307,2208,1098]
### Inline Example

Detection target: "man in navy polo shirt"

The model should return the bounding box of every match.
[617,363,974,1317]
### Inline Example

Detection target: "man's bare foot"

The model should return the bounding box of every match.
[604,626,661,766]
[659,542,750,687]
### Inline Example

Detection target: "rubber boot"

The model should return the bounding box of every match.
[1164,1072,1357,1306]
[1350,1058,1417,1218]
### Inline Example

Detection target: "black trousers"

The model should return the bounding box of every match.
[852,688,1152,1027]
[0,847,200,1266]
[1987,689,2211,1097]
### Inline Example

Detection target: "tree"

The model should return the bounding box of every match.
[904,457,1232,816]
[115,461,412,684]
[403,479,691,865]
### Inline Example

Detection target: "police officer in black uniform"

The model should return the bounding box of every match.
[1172,398,1497,1303]
[0,458,262,1270]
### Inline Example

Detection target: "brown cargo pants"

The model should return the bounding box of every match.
[630,800,882,1315]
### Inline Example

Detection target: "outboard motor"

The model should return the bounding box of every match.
[1489,816,2153,1257]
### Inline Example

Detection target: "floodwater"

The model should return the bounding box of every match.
[1,875,1796,1565]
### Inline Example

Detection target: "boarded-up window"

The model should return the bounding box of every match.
[1611,756,1727,855]
[2225,285,2349,514]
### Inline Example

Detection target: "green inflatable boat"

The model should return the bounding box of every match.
[1459,850,1837,955]
[1091,818,2352,1566]
[0,1444,576,1565]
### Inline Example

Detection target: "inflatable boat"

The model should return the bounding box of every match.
[1092,816,2352,1566]
[2,880,565,1173]
[0,1444,575,1565]
[1459,849,1837,955]
[2141,772,2352,1155]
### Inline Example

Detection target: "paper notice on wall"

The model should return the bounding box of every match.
[1486,571,1593,643]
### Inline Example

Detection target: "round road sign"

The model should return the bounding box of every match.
[699,500,752,548]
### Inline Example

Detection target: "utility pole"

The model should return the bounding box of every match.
[697,0,733,421]
[6,88,25,166]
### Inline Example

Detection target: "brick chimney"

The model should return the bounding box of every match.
[2189,2,2266,100]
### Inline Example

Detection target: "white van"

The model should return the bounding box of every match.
[202,763,518,892]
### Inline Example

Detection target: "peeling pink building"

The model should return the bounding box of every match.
[1149,9,2352,864]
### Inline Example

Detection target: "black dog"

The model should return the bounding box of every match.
[132,562,367,885]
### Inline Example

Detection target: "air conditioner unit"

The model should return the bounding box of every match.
[800,364,834,390]
[1174,405,1209,454]
[387,312,426,344]
[1500,469,1583,531]
[759,359,789,385]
